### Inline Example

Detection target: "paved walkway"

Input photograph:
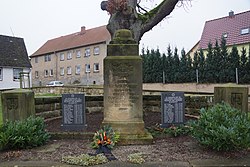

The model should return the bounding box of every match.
[1,158,250,167]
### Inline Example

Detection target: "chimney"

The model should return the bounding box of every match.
[80,26,86,34]
[229,10,234,18]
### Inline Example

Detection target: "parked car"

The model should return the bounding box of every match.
[46,81,64,86]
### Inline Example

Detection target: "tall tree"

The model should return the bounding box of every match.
[204,42,215,83]
[228,46,240,83]
[219,37,228,83]
[198,49,205,83]
[239,47,248,83]
[101,0,181,42]
[166,45,174,83]
[213,40,221,82]
[173,47,180,83]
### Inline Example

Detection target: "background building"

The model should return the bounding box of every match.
[0,35,32,90]
[188,10,250,57]
[30,25,111,86]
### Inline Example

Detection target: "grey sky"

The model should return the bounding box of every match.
[0,0,249,55]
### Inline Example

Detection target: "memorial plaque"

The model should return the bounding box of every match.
[161,92,185,127]
[61,94,86,131]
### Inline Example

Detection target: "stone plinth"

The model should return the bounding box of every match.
[214,84,249,112]
[1,89,35,123]
[103,29,153,144]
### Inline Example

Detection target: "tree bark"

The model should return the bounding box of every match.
[102,0,179,43]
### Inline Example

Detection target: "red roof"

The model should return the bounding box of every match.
[31,25,111,57]
[199,10,250,49]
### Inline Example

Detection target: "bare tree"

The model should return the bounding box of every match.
[101,0,182,43]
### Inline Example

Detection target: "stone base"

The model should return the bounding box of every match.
[102,121,153,145]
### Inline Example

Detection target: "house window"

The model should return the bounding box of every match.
[222,33,228,38]
[35,57,38,63]
[49,69,53,76]
[67,51,72,60]
[75,65,81,75]
[85,64,90,73]
[94,63,99,72]
[76,50,81,58]
[44,54,51,62]
[44,70,48,77]
[241,28,249,35]
[0,68,2,81]
[35,71,39,78]
[85,48,90,57]
[67,66,72,75]
[60,53,65,61]
[60,67,64,76]
[94,46,100,55]
[13,68,23,81]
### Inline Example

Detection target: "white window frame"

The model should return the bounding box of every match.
[35,71,39,78]
[60,67,64,76]
[67,51,72,60]
[94,63,100,72]
[67,66,72,75]
[44,54,51,62]
[76,50,81,58]
[93,46,100,55]
[85,48,90,57]
[60,53,65,61]
[44,70,48,77]
[49,69,53,76]
[85,64,90,73]
[75,65,81,75]
[13,68,23,81]
[0,68,2,81]
[241,28,249,35]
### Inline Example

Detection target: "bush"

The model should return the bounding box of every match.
[163,124,191,137]
[147,123,191,138]
[189,102,250,151]
[0,116,50,150]
[62,154,108,166]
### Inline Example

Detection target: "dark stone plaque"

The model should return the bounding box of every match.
[161,92,185,127]
[61,94,86,131]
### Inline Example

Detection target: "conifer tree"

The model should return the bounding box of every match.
[173,47,180,83]
[228,46,240,82]
[198,49,206,83]
[219,37,228,83]
[166,45,174,83]
[204,42,214,83]
[239,47,248,83]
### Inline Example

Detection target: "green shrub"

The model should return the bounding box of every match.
[0,116,50,150]
[163,124,191,137]
[62,154,108,166]
[189,102,250,151]
[147,123,191,138]
[127,153,146,164]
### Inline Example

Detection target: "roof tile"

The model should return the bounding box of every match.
[31,25,111,56]
[0,35,32,68]
[199,10,250,49]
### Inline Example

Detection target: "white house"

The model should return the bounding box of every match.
[0,35,32,90]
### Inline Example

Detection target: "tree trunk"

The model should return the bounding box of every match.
[103,0,179,43]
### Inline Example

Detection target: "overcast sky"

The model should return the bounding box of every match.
[0,0,249,55]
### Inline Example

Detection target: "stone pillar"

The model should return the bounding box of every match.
[214,84,249,112]
[1,89,35,123]
[103,29,153,145]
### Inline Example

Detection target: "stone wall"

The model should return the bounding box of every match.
[35,95,214,120]
[31,86,104,95]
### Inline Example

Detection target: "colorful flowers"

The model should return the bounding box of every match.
[91,126,119,150]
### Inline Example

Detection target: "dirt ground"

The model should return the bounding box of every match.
[0,112,249,163]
